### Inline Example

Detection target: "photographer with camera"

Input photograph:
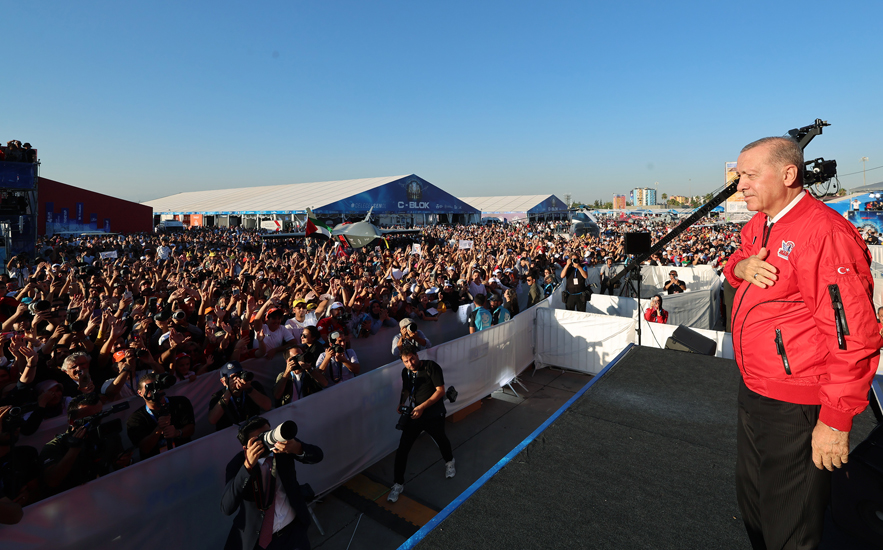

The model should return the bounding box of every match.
[209,361,272,431]
[388,343,455,503]
[39,394,131,496]
[316,331,359,387]
[126,372,195,460]
[560,254,590,312]
[221,416,323,550]
[664,270,687,295]
[0,405,40,524]
[391,319,432,358]
[274,348,325,407]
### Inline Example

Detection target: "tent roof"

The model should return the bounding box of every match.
[459,195,566,214]
[144,175,411,214]
[848,180,883,193]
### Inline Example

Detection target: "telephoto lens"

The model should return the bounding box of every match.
[261,420,298,450]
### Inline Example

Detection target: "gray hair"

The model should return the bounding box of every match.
[62,351,91,372]
[741,136,804,186]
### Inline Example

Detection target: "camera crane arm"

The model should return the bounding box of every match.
[609,118,832,288]
[608,179,741,288]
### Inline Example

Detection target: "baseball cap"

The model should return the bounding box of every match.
[265,307,282,318]
[330,302,345,310]
[292,299,306,308]
[219,361,244,379]
[174,352,190,362]
[399,318,414,329]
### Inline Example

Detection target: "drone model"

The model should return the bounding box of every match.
[261,206,421,249]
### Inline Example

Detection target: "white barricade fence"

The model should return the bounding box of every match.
[580,267,722,331]
[3,297,549,549]
[16,313,470,453]
[535,309,636,375]
[869,244,883,265]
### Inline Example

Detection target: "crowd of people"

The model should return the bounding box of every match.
[0,213,740,524]
[0,141,36,163]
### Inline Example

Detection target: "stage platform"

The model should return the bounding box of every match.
[408,345,880,550]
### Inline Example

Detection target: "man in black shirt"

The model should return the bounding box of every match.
[126,373,195,460]
[388,344,455,503]
[664,270,687,295]
[208,361,272,431]
[560,254,590,311]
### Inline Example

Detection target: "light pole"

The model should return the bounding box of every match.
[862,156,869,187]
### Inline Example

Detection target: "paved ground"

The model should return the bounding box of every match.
[305,367,594,550]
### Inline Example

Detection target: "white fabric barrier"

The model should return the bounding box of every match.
[3,297,549,549]
[869,244,883,265]
[582,274,722,330]
[535,309,636,374]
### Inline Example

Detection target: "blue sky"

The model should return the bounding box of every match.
[4,1,882,205]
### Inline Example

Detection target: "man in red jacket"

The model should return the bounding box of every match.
[724,136,882,550]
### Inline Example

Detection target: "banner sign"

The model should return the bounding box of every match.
[459,240,473,249]
[316,175,480,215]
[76,202,84,222]
[846,211,883,233]
[99,251,118,260]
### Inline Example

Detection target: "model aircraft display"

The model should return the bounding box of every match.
[261,207,422,249]
[568,209,601,238]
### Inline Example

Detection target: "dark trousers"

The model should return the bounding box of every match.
[600,281,615,296]
[254,519,311,550]
[564,291,586,312]
[735,379,831,550]
[394,415,454,485]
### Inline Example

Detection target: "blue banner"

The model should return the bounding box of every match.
[315,175,480,215]
[846,211,883,233]
[528,195,568,214]
[76,203,84,222]
[0,161,36,189]
[45,202,54,216]
[90,213,98,231]
[61,208,69,224]
[104,219,111,232]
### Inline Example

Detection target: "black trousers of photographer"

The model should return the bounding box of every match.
[564,291,588,312]
[394,414,453,485]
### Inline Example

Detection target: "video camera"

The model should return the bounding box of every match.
[70,401,130,440]
[143,373,177,402]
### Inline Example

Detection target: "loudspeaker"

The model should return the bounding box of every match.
[664,325,716,356]
[624,232,651,255]
[831,425,883,548]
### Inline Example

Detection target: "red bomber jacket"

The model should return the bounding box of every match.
[724,192,882,431]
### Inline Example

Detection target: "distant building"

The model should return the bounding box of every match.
[612,194,627,209]
[631,188,657,207]
[669,195,690,205]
